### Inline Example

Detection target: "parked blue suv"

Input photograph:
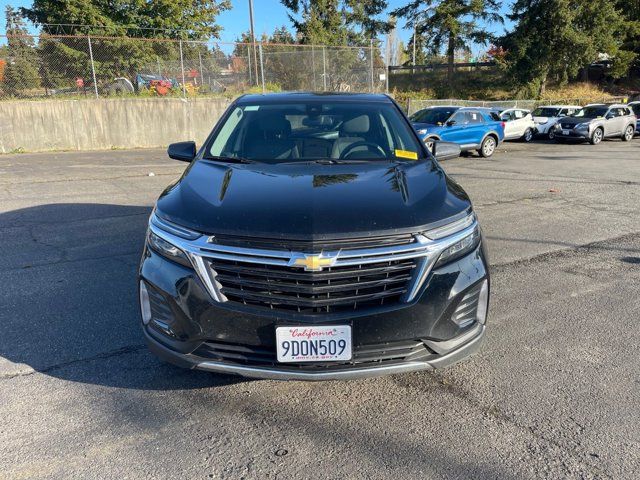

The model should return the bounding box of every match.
[410,106,505,157]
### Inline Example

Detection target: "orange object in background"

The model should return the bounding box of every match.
[0,59,6,82]
[150,79,171,96]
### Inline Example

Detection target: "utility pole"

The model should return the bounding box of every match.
[248,0,259,86]
[412,24,416,74]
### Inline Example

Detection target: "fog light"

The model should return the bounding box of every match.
[139,280,152,325]
[477,280,489,324]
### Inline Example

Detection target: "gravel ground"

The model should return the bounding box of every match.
[1,139,639,479]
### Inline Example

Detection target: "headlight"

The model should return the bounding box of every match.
[146,229,192,267]
[575,122,589,130]
[425,213,475,240]
[434,225,481,267]
[417,128,428,135]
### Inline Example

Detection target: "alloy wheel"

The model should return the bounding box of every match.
[592,129,603,145]
[481,137,496,157]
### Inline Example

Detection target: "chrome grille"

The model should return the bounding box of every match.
[148,211,480,309]
[209,257,416,314]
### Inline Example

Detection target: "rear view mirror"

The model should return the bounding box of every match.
[167,141,196,162]
[431,141,461,161]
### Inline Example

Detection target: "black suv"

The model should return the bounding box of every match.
[139,93,489,380]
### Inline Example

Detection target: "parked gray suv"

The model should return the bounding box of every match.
[554,104,637,145]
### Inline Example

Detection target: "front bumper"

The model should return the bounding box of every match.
[144,322,485,381]
[535,123,552,134]
[138,215,490,381]
[555,128,590,140]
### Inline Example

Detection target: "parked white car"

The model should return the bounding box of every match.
[532,105,581,139]
[498,108,537,142]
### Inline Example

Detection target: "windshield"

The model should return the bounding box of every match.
[631,104,640,115]
[207,101,425,163]
[532,107,561,117]
[572,106,608,118]
[409,107,458,125]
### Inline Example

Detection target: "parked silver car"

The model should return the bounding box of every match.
[553,104,637,145]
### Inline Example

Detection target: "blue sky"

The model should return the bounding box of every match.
[1,0,513,55]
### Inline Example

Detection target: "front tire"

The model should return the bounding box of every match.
[622,125,634,142]
[547,129,556,140]
[478,136,497,158]
[590,127,604,145]
[523,128,534,142]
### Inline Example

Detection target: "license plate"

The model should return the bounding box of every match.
[275,325,352,363]
[562,130,570,135]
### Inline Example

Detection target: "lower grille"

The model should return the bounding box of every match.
[209,258,416,314]
[193,338,431,368]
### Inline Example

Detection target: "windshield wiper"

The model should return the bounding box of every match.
[207,155,258,164]
[280,159,370,165]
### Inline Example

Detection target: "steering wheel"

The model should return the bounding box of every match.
[339,141,387,160]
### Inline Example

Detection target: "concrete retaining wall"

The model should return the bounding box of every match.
[0,97,232,153]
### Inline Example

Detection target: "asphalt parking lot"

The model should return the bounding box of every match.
[1,139,639,479]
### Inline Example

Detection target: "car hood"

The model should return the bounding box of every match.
[558,117,588,125]
[533,116,556,124]
[155,159,471,240]
[412,122,443,133]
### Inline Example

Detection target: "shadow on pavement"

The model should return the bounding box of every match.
[0,203,245,390]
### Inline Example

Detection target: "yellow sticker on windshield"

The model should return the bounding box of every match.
[395,149,418,160]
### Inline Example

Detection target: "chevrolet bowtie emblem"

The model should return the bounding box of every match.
[292,254,337,272]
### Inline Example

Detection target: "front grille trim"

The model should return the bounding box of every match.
[193,338,433,369]
[147,212,480,308]
[197,232,439,313]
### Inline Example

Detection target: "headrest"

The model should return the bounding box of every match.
[342,115,369,134]
[258,115,291,136]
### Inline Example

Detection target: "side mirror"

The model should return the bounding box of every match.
[431,140,461,161]
[167,141,196,162]
[446,120,456,127]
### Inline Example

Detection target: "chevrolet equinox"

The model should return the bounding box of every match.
[139,93,490,380]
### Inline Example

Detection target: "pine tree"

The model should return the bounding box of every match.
[4,6,41,96]
[392,0,503,91]
[281,0,390,46]
[502,0,635,95]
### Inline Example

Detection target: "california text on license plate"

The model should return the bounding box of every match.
[275,325,352,363]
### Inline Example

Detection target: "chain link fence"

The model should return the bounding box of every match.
[0,34,387,100]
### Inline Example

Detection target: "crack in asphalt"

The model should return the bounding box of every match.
[1,250,141,273]
[0,211,150,230]
[449,165,640,187]
[0,171,180,186]
[490,230,640,270]
[417,372,613,479]
[474,193,550,208]
[0,344,147,380]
